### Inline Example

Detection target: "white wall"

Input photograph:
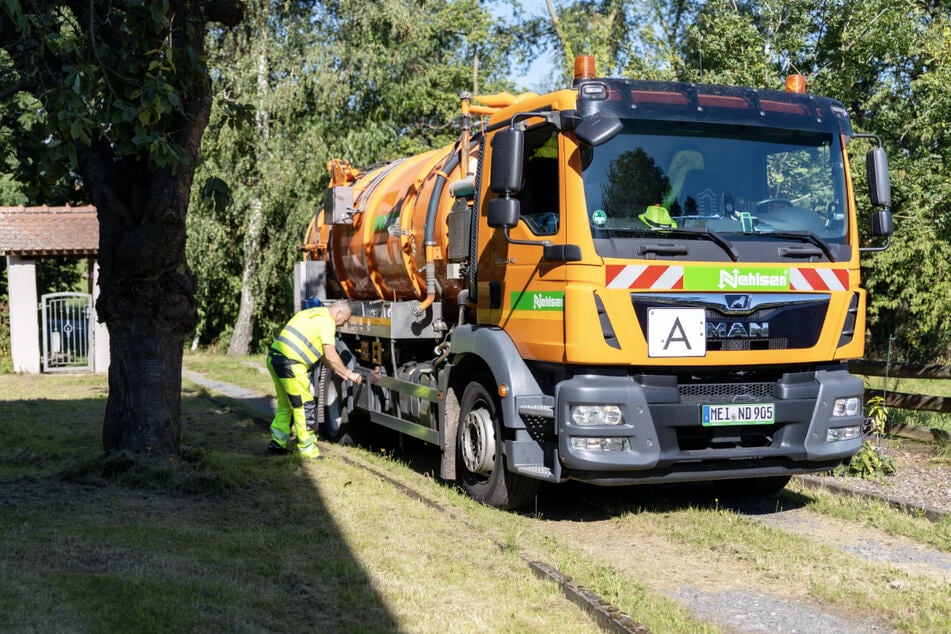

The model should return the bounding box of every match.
[7,255,40,373]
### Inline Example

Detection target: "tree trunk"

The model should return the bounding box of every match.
[227,197,263,355]
[228,22,271,356]
[85,76,211,456]
[88,148,201,454]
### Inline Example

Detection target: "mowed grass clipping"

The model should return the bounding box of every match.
[0,371,604,633]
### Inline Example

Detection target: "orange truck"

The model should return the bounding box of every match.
[301,56,893,508]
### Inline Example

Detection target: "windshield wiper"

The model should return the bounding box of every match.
[595,226,654,235]
[661,227,739,261]
[759,231,836,262]
[596,225,739,261]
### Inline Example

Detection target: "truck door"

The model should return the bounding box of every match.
[476,125,567,363]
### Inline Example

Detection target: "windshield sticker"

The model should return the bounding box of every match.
[591,209,607,226]
[511,291,565,311]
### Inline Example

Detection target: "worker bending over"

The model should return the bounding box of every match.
[266,300,362,457]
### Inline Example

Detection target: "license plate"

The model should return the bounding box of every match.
[702,403,775,426]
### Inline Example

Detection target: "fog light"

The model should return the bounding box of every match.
[832,397,860,417]
[826,425,861,441]
[570,437,629,452]
[570,405,624,426]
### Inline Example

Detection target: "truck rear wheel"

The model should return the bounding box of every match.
[317,365,367,446]
[456,379,539,510]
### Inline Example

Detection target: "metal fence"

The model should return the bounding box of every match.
[41,292,93,373]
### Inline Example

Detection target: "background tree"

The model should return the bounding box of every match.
[539,0,951,363]
[189,0,323,355]
[600,149,669,216]
[0,0,243,454]
[189,0,523,351]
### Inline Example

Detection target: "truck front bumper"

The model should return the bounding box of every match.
[546,368,864,484]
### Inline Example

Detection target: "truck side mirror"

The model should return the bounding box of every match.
[574,112,623,147]
[857,137,893,252]
[490,128,524,194]
[487,197,519,229]
[867,147,893,239]
[870,209,893,237]
[866,147,891,208]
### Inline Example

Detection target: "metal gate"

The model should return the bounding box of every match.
[41,292,93,373]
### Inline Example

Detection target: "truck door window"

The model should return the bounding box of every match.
[517,126,560,235]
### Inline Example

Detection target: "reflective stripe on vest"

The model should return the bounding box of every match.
[274,323,323,367]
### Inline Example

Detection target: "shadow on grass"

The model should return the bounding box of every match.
[528,478,811,522]
[0,376,399,632]
[363,433,811,523]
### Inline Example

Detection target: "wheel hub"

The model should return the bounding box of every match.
[461,407,496,476]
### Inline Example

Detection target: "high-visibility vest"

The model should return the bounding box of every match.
[270,307,335,369]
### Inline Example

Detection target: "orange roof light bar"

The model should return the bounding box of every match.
[785,74,807,94]
[574,55,596,81]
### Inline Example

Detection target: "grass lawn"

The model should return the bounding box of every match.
[0,369,606,633]
[4,356,949,632]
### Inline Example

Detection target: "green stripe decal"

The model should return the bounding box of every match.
[511,291,565,311]
[685,266,790,291]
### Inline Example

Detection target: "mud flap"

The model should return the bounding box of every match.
[440,386,460,481]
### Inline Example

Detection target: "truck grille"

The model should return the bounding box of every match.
[630,293,829,351]
[679,382,775,404]
[714,337,788,351]
[677,426,775,450]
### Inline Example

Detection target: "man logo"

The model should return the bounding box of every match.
[725,294,752,311]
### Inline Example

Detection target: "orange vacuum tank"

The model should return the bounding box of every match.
[307,141,476,306]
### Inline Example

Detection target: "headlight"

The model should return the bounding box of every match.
[569,405,624,426]
[826,425,862,441]
[832,397,861,417]
[570,437,629,452]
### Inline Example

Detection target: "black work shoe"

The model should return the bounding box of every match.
[266,441,290,456]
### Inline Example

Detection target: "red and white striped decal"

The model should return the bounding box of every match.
[606,264,684,290]
[790,267,849,291]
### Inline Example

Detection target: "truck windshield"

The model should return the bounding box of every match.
[581,121,849,259]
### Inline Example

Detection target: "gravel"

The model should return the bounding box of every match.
[674,587,896,634]
[802,440,951,519]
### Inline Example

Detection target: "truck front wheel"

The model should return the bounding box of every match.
[456,379,538,510]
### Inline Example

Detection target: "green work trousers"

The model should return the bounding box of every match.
[267,351,320,457]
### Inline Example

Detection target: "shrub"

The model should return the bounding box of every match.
[835,396,897,478]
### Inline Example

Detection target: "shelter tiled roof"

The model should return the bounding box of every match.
[0,205,98,256]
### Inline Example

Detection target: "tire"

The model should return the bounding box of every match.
[319,367,357,445]
[715,475,791,498]
[316,343,368,446]
[456,378,539,510]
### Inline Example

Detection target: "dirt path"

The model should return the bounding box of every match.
[513,474,951,633]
